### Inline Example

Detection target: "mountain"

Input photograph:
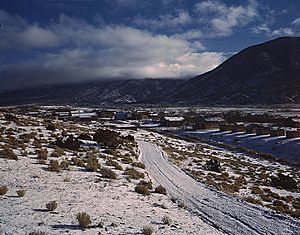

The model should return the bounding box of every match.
[0,79,183,106]
[167,37,300,104]
[0,37,300,106]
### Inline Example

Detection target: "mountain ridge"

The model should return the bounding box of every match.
[0,37,300,106]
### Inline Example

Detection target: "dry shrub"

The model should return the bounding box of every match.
[135,185,150,196]
[0,148,18,160]
[0,186,8,196]
[243,196,262,205]
[154,185,167,195]
[218,182,240,194]
[46,201,57,211]
[272,200,289,213]
[290,210,300,218]
[292,200,300,210]
[138,180,153,190]
[37,148,48,160]
[71,157,85,167]
[32,139,42,148]
[178,201,187,209]
[85,157,100,172]
[251,186,263,195]
[100,167,116,179]
[142,226,154,235]
[16,190,26,197]
[106,159,123,170]
[132,162,145,169]
[261,194,272,202]
[48,160,60,172]
[162,215,172,225]
[51,147,64,158]
[28,232,46,235]
[60,160,70,170]
[124,168,144,179]
[121,156,133,164]
[77,212,91,229]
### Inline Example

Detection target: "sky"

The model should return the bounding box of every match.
[0,0,299,90]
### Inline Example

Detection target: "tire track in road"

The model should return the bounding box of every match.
[138,141,300,235]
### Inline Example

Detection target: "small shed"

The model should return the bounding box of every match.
[270,129,285,137]
[256,127,271,135]
[219,124,233,131]
[286,130,300,138]
[232,124,246,133]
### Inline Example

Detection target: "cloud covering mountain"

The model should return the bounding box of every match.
[0,0,299,89]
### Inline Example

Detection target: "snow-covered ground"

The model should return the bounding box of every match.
[0,114,223,235]
[136,129,300,221]
[138,141,300,235]
[0,155,219,235]
[181,129,300,162]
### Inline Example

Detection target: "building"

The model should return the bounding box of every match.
[256,127,271,135]
[232,124,246,133]
[161,116,185,127]
[194,116,225,130]
[270,128,285,137]
[286,130,300,138]
[220,124,233,131]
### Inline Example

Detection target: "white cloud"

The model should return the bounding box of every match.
[194,0,258,37]
[252,24,295,37]
[252,23,271,34]
[134,10,192,29]
[271,27,295,37]
[0,10,61,49]
[172,29,204,40]
[292,17,300,25]
[0,10,225,88]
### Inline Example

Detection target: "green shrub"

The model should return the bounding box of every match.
[77,212,91,229]
[46,201,57,211]
[204,159,221,172]
[55,135,80,151]
[16,190,26,197]
[93,129,121,149]
[270,173,298,191]
[0,186,8,196]
[154,185,167,195]
[135,185,150,196]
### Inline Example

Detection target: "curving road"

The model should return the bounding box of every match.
[138,141,300,235]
